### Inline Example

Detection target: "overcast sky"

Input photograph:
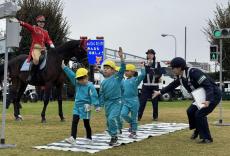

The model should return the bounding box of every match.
[62,0,229,63]
[0,0,229,63]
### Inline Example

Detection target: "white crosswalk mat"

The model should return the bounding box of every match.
[34,122,188,153]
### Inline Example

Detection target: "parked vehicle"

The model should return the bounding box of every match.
[21,85,38,103]
[216,81,230,100]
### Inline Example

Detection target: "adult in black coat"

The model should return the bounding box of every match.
[153,57,221,144]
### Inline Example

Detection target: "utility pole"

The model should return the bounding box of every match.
[185,26,187,61]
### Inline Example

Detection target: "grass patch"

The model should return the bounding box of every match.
[0,100,229,156]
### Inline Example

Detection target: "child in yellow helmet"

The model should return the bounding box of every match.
[95,64,124,136]
[99,47,125,146]
[121,63,146,139]
[61,61,100,145]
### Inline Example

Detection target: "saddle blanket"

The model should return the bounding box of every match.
[20,54,47,71]
[34,122,188,154]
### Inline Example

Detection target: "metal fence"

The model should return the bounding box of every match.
[104,48,145,61]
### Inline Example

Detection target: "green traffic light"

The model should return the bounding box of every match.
[210,52,218,61]
[213,29,221,38]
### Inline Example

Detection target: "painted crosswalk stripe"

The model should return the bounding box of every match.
[34,122,188,154]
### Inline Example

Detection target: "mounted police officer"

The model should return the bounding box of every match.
[18,15,55,82]
[153,57,222,144]
[138,49,162,121]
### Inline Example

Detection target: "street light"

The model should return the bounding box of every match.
[161,33,177,57]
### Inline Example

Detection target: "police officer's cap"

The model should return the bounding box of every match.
[146,49,156,54]
[170,57,186,69]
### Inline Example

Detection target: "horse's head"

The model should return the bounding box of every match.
[77,39,89,67]
[55,40,88,67]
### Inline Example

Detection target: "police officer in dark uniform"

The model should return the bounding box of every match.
[153,57,221,144]
[138,49,162,121]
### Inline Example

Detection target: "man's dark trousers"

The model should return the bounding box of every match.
[186,91,221,139]
[138,85,159,120]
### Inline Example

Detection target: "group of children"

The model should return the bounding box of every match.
[61,47,146,146]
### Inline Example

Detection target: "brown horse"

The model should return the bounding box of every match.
[0,40,88,122]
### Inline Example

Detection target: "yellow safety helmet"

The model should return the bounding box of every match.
[103,60,116,69]
[126,64,136,71]
[75,68,88,78]
[115,66,120,72]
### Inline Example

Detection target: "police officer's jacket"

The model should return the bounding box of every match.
[160,67,221,103]
[143,61,162,86]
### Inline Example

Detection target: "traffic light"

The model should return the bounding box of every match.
[213,28,230,39]
[210,45,218,61]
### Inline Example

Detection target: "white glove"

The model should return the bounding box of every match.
[84,104,91,112]
[152,91,161,99]
[95,107,101,112]
[61,60,65,69]
[50,44,55,48]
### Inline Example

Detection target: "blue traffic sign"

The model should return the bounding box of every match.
[87,40,104,65]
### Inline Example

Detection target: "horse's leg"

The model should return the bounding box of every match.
[56,84,65,122]
[14,82,27,121]
[41,84,51,123]
[12,90,20,120]
[9,78,21,120]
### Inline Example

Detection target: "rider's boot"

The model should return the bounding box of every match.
[26,63,38,83]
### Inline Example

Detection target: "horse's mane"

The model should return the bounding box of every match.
[54,40,80,53]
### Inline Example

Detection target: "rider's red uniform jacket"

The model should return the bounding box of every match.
[19,21,53,62]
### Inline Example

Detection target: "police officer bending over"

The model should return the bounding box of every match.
[153,57,221,144]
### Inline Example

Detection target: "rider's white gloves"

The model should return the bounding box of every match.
[50,44,55,48]
[61,60,66,69]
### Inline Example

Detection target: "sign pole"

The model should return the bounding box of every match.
[218,39,223,124]
[215,38,230,126]
[0,17,16,149]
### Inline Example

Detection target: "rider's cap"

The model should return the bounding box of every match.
[76,68,88,78]
[126,64,136,71]
[36,15,45,22]
[170,57,186,69]
[103,60,116,69]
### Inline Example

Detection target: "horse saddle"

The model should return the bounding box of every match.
[20,53,47,71]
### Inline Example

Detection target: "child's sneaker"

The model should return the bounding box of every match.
[65,136,76,145]
[109,136,118,146]
[128,132,137,139]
